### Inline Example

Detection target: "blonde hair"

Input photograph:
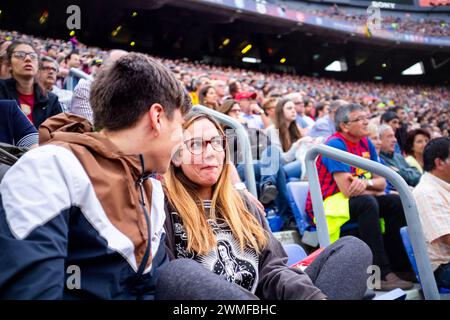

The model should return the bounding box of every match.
[164,112,268,255]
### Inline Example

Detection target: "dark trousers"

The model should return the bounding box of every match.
[348,194,411,277]
[435,262,450,289]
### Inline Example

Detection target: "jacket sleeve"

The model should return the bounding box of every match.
[241,194,326,300]
[0,146,73,299]
[395,154,422,187]
[8,101,38,148]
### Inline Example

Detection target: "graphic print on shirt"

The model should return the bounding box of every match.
[171,212,259,293]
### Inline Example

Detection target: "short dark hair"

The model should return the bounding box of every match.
[315,102,325,114]
[65,51,79,62]
[90,53,190,131]
[380,111,399,124]
[388,106,405,114]
[423,137,450,172]
[404,129,431,156]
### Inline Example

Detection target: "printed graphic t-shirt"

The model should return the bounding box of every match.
[170,200,260,293]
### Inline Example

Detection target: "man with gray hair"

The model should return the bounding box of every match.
[305,103,414,291]
[38,56,73,112]
[379,124,422,187]
[69,49,128,123]
[308,99,347,139]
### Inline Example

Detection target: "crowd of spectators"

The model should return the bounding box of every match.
[298,3,449,37]
[0,28,449,296]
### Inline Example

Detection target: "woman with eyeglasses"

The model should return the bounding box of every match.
[163,112,372,300]
[0,40,62,129]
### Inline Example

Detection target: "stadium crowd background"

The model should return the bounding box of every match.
[279,2,449,37]
[0,0,449,295]
[1,27,448,210]
[1,28,448,137]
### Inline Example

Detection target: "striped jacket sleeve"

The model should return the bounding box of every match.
[0,146,75,299]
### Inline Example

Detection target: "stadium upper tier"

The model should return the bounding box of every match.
[190,0,449,46]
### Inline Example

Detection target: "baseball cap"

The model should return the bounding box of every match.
[235,92,257,101]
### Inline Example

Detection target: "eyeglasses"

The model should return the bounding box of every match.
[184,136,225,155]
[347,116,370,123]
[12,51,38,61]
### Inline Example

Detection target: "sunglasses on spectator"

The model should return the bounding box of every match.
[12,51,38,61]
[184,136,225,155]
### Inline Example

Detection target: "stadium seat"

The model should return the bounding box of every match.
[286,181,311,235]
[282,243,307,267]
[286,181,358,237]
[400,226,450,294]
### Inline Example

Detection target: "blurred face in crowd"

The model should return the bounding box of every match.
[47,46,58,59]
[204,87,218,106]
[67,53,81,69]
[197,77,210,92]
[238,98,251,114]
[341,110,370,139]
[10,44,39,79]
[305,101,314,116]
[380,126,397,154]
[387,118,400,131]
[396,108,407,123]
[213,81,226,98]
[182,74,192,89]
[180,118,225,188]
[283,101,297,124]
[412,133,430,156]
[368,129,382,154]
[264,100,277,120]
[293,98,305,115]
[226,103,242,121]
[38,60,58,90]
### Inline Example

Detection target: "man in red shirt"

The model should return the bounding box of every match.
[305,103,413,291]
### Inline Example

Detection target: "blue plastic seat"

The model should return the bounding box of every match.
[286,181,359,236]
[282,243,307,266]
[400,226,450,294]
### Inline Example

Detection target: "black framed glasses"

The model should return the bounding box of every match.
[12,51,39,61]
[184,136,226,155]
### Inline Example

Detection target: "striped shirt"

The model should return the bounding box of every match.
[69,79,93,124]
[305,132,378,223]
[413,172,450,271]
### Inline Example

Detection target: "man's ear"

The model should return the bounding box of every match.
[148,103,164,134]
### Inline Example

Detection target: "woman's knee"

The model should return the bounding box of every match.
[333,236,373,267]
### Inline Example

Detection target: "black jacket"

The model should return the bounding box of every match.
[0,78,62,129]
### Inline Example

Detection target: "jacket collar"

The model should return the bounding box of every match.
[5,77,49,105]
